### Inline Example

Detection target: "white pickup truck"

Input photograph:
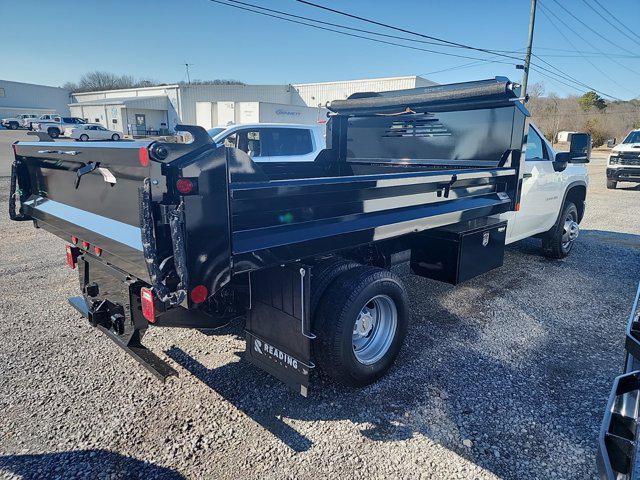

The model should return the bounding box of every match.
[208,123,326,163]
[210,122,588,258]
[607,129,640,189]
[33,117,87,138]
[1,113,40,130]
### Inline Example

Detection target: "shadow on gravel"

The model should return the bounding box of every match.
[167,229,639,478]
[166,346,315,453]
[580,229,640,250]
[0,449,184,479]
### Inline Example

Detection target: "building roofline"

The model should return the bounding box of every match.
[68,95,169,107]
[292,75,427,87]
[72,84,180,96]
[0,79,69,91]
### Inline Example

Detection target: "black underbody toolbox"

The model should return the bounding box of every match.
[410,218,507,285]
[598,282,640,479]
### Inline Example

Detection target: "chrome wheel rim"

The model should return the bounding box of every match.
[352,295,397,365]
[562,213,579,249]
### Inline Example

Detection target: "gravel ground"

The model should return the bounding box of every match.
[1,155,639,479]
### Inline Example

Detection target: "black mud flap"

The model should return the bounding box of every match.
[598,283,640,479]
[245,264,315,397]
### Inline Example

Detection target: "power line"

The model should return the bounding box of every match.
[294,0,525,63]
[538,0,640,80]
[295,0,625,99]
[533,46,639,56]
[209,0,520,65]
[221,0,511,53]
[537,3,635,96]
[419,56,519,76]
[549,0,637,56]
[591,0,640,44]
[212,0,621,100]
[580,0,640,48]
[534,53,640,59]
[529,66,593,96]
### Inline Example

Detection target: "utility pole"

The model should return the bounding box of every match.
[521,0,537,102]
[183,62,194,84]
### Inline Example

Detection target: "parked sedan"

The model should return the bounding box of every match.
[66,124,121,141]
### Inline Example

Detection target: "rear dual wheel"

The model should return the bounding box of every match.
[314,266,408,387]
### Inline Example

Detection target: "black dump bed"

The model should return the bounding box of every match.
[11,77,529,306]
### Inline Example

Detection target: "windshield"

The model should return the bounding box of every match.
[623,131,640,144]
[207,127,226,139]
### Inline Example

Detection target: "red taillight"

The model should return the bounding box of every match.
[190,285,208,304]
[94,246,102,256]
[71,235,78,245]
[65,245,79,269]
[176,178,196,195]
[140,287,156,323]
[139,147,149,167]
[82,241,90,250]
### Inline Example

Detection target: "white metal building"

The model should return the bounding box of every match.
[0,80,71,118]
[71,84,302,135]
[291,75,436,107]
[69,76,434,135]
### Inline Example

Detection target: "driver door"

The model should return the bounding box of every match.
[511,126,561,240]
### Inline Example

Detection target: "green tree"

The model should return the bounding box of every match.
[579,91,607,112]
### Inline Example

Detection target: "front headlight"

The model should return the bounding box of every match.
[609,155,620,165]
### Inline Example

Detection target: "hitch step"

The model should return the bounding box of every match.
[68,296,178,382]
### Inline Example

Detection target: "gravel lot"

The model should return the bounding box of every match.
[0,141,638,479]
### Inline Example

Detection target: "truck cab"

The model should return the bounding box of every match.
[502,123,589,257]
[607,129,640,189]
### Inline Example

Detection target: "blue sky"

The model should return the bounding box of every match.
[1,0,639,99]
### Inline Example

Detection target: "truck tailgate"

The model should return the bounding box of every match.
[13,141,153,280]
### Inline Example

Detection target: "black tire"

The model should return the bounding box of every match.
[314,266,408,387]
[310,257,360,319]
[542,201,579,259]
[606,179,617,189]
[48,128,60,138]
[111,133,120,141]
[79,134,89,142]
[8,122,18,130]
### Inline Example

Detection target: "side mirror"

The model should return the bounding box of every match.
[553,152,570,172]
[568,132,591,163]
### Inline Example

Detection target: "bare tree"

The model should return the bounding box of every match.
[64,72,245,92]
[528,81,640,147]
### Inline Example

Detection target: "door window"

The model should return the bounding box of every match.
[222,132,237,148]
[525,128,547,161]
[263,128,313,156]
[135,114,146,126]
[236,130,262,158]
